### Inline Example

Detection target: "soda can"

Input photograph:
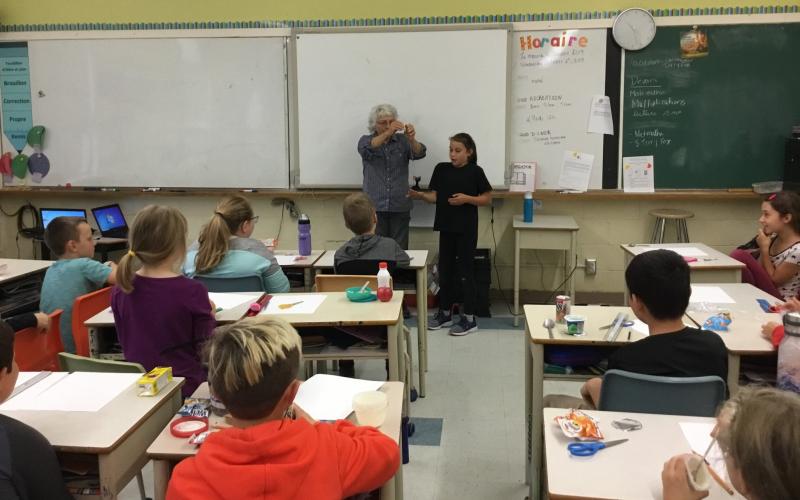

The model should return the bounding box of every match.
[555,295,571,324]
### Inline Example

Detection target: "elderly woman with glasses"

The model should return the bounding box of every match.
[357,103,426,250]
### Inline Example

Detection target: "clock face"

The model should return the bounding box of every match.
[612,8,657,51]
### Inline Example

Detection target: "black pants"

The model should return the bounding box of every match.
[376,211,410,250]
[438,230,477,315]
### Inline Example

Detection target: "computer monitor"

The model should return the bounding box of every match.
[40,208,88,229]
[91,204,128,238]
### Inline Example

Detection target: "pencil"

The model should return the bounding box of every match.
[704,460,735,496]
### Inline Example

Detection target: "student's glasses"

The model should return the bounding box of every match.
[249,216,259,224]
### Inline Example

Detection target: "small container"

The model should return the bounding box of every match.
[137,366,172,396]
[777,312,800,393]
[353,390,388,427]
[298,214,311,256]
[345,286,377,302]
[683,455,712,491]
[377,261,393,302]
[564,314,586,335]
[523,192,534,223]
[555,295,571,324]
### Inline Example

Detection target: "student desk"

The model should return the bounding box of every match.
[621,243,744,300]
[148,381,405,500]
[274,249,325,291]
[0,258,53,317]
[0,372,184,500]
[513,215,579,327]
[684,283,781,394]
[314,249,430,397]
[543,408,743,499]
[85,291,406,384]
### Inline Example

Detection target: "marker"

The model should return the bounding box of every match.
[101,188,118,192]
[142,187,161,192]
[241,189,258,193]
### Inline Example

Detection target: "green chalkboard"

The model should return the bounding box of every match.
[622,24,800,189]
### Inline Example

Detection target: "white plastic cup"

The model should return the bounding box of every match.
[564,314,586,335]
[353,391,388,427]
[684,455,712,491]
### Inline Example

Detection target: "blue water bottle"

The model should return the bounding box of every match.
[523,192,534,223]
[298,214,311,256]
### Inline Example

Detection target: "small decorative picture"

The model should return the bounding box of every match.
[680,25,709,59]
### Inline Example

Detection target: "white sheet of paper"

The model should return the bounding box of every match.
[294,374,384,421]
[14,372,44,389]
[276,255,301,266]
[690,286,736,304]
[622,155,655,193]
[587,95,614,135]
[208,292,255,311]
[558,151,594,192]
[0,372,138,412]
[263,294,327,315]
[630,319,650,337]
[509,162,536,192]
[641,246,708,258]
[679,422,729,481]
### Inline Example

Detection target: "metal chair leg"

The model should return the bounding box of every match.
[650,217,661,243]
[658,218,666,244]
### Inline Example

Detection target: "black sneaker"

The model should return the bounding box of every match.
[449,315,478,336]
[428,310,453,330]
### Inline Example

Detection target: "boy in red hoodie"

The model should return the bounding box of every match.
[167,317,400,500]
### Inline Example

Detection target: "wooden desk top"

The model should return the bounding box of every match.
[525,305,646,346]
[313,249,429,269]
[685,283,779,355]
[513,214,579,231]
[86,291,403,328]
[273,250,324,268]
[543,408,743,500]
[148,381,404,460]
[0,374,184,453]
[620,243,745,271]
[0,258,53,283]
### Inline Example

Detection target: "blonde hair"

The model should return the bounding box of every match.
[116,205,188,293]
[205,317,302,419]
[717,387,800,500]
[343,192,375,235]
[195,196,254,274]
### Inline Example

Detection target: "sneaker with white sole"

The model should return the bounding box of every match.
[449,315,478,336]
[428,310,453,330]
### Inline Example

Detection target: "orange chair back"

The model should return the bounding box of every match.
[15,309,64,371]
[72,287,112,357]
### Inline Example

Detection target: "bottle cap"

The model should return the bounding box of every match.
[524,192,533,199]
[379,261,388,269]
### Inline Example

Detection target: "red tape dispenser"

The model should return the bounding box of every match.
[170,416,209,438]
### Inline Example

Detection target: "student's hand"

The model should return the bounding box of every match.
[209,300,217,313]
[404,123,416,141]
[756,228,774,250]
[34,312,50,332]
[662,454,710,500]
[407,189,421,200]
[783,297,800,312]
[762,321,779,339]
[448,193,471,206]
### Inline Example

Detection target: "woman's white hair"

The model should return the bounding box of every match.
[368,103,398,133]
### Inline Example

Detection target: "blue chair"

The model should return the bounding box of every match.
[194,275,264,293]
[598,369,726,417]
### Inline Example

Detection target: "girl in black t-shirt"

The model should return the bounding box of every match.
[408,133,492,336]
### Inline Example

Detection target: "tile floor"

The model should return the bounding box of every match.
[119,304,583,499]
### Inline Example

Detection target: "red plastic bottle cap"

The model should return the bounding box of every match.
[379,261,387,269]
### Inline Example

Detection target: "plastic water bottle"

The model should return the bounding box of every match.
[778,312,800,393]
[298,214,311,256]
[377,261,393,302]
[523,192,534,223]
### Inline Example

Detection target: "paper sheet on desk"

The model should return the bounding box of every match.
[14,372,44,389]
[680,422,730,482]
[208,292,254,311]
[294,374,383,421]
[690,286,735,304]
[263,294,326,315]
[276,255,304,266]
[0,372,139,412]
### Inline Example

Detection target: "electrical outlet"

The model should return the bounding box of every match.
[533,199,543,209]
[585,258,597,275]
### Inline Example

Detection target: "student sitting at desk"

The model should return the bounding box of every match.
[545,250,728,409]
[40,216,118,353]
[112,205,216,397]
[184,195,290,293]
[167,317,400,500]
[0,322,72,499]
[662,387,800,500]
[731,191,800,300]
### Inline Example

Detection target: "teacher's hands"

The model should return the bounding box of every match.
[404,123,416,141]
[448,193,471,206]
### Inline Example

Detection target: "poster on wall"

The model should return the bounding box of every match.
[509,29,607,190]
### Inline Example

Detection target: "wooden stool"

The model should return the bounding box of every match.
[649,209,694,243]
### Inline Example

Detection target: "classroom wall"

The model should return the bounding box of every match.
[0,0,785,26]
[0,194,758,295]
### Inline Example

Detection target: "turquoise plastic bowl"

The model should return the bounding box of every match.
[346,286,377,302]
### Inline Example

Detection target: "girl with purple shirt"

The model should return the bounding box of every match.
[111,205,216,397]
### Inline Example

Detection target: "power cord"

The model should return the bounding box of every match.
[0,201,40,258]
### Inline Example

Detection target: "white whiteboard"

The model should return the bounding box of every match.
[25,38,289,188]
[296,29,508,188]
[509,29,607,189]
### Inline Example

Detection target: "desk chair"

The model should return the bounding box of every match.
[598,369,726,417]
[14,309,63,372]
[649,208,694,243]
[194,275,264,292]
[57,352,148,500]
[72,287,112,357]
